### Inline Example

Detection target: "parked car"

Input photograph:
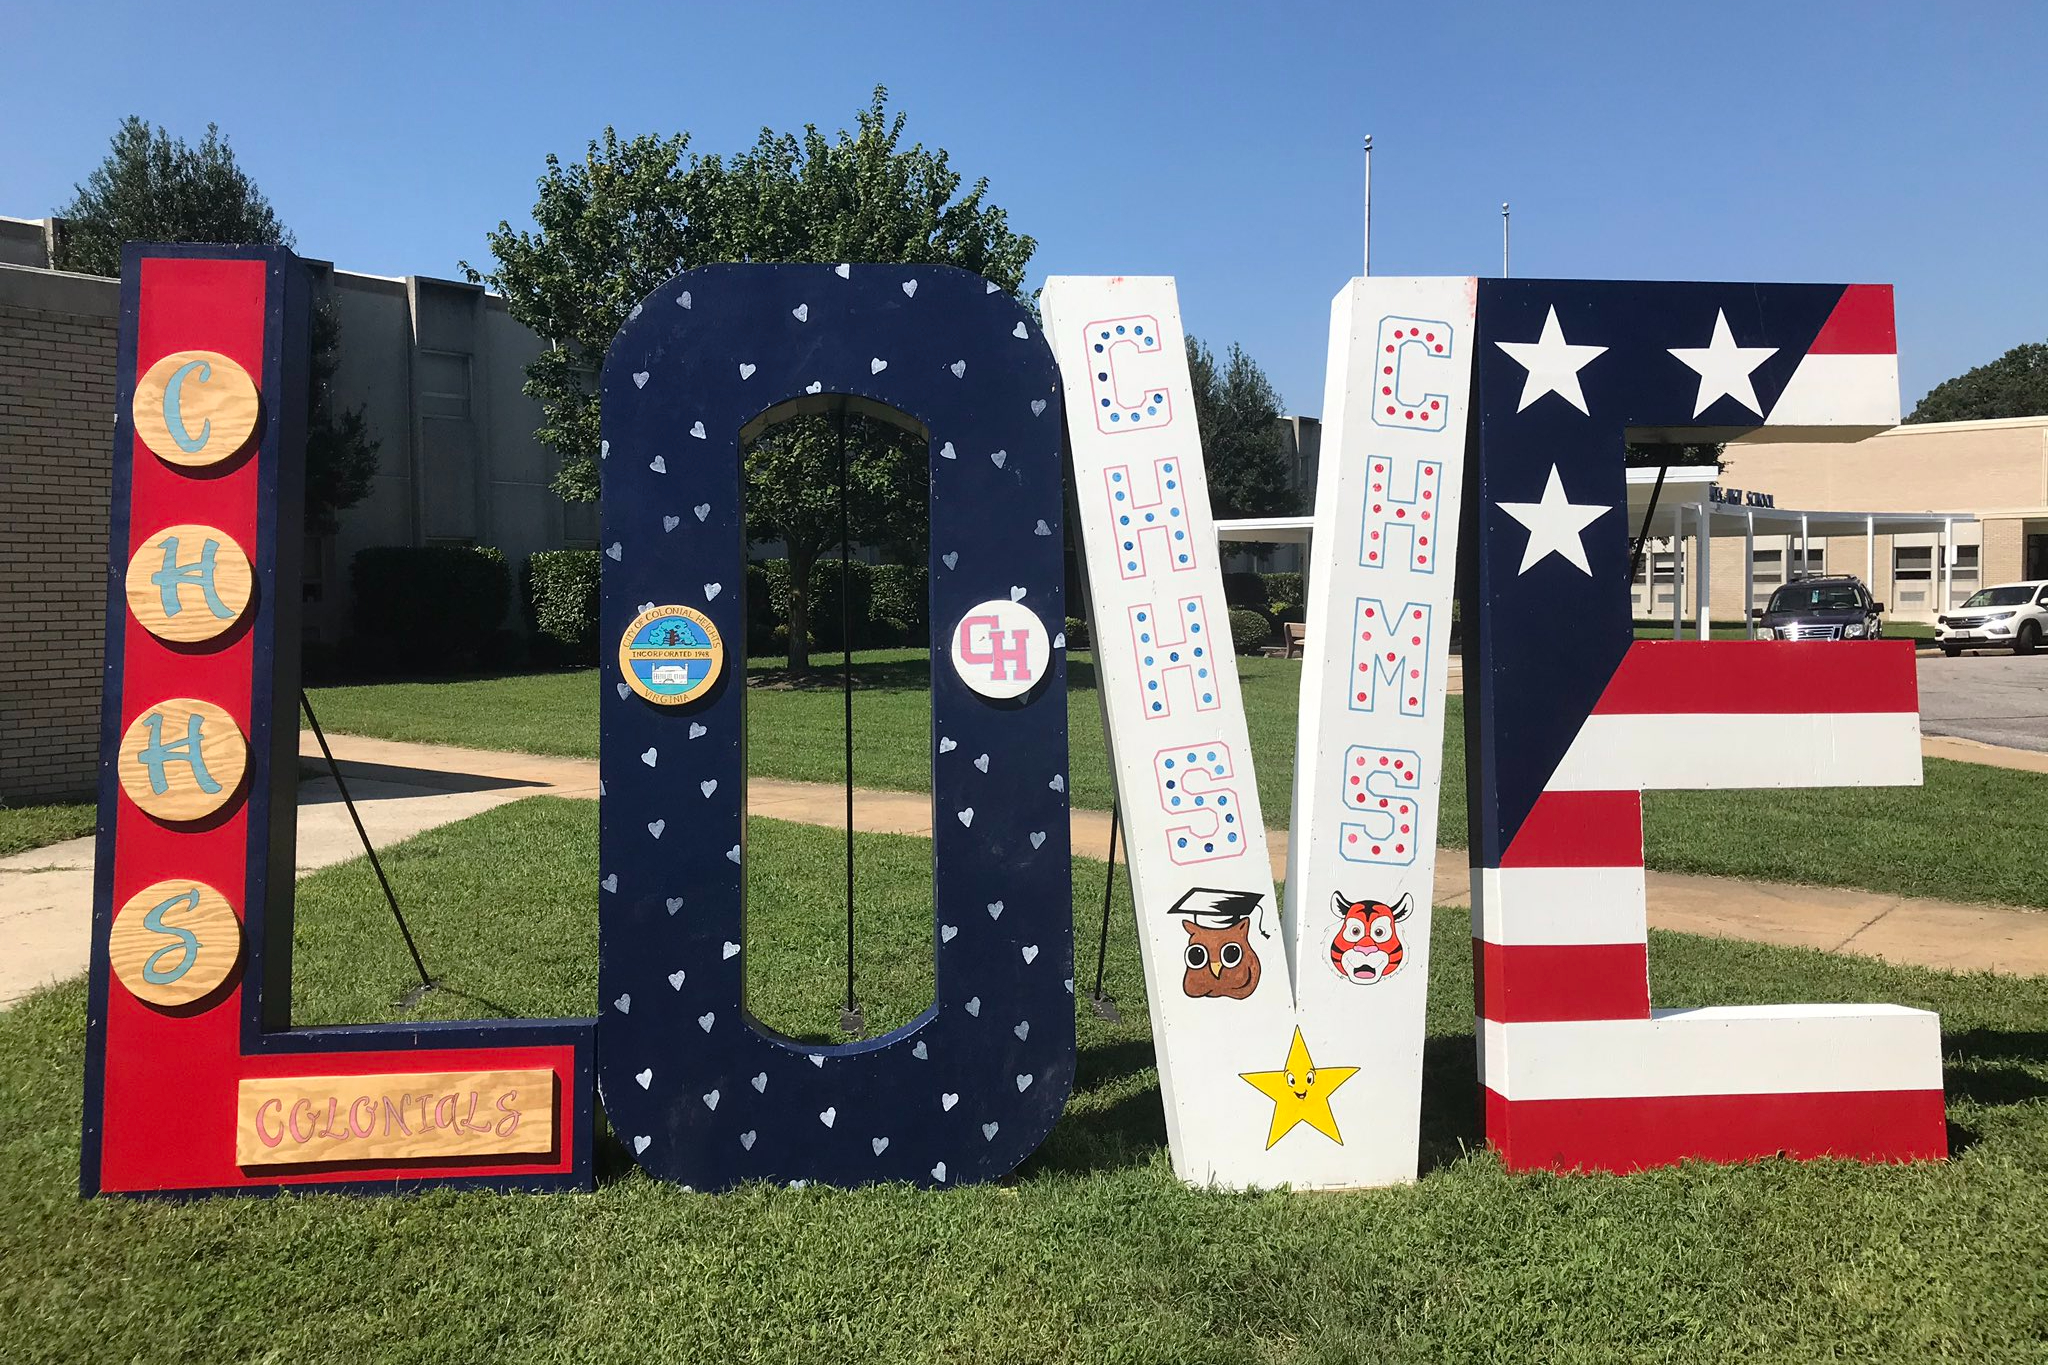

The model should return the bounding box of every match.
[1752,575,1885,641]
[1936,580,2048,656]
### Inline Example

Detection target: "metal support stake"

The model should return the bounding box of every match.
[300,690,433,1001]
[1088,801,1122,1022]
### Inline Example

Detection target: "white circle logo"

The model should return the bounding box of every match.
[949,599,1052,700]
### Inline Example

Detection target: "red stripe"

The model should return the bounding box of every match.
[1484,1086,1947,1172]
[1476,940,1649,1023]
[1806,284,1896,356]
[1592,640,1919,715]
[1500,791,1642,867]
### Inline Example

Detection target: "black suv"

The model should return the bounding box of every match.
[1752,575,1885,641]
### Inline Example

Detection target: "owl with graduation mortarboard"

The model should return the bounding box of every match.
[1169,888,1269,1001]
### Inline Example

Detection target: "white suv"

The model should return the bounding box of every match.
[1936,580,2048,656]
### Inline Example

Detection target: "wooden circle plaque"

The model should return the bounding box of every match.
[133,350,260,467]
[117,698,248,822]
[109,879,242,1008]
[124,524,254,644]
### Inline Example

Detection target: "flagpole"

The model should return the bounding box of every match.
[1362,134,1373,277]
[1501,201,1511,277]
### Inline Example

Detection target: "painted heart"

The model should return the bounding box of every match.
[938,736,957,753]
[701,779,718,798]
[982,1121,1000,1141]
[647,819,665,839]
[1031,399,1047,416]
[1016,1074,1033,1092]
[942,551,959,570]
[704,582,722,600]
[666,896,683,914]
[871,1136,890,1155]
[605,543,622,561]
[806,380,823,394]
[1012,321,1028,339]
[600,781,607,795]
[965,996,981,1017]
[638,601,656,614]
[722,940,740,960]
[677,290,692,308]
[602,874,618,892]
[986,281,1000,294]
[957,808,974,828]
[751,1072,768,1093]
[694,503,710,521]
[663,515,680,531]
[738,363,756,380]
[950,359,967,378]
[1034,519,1051,536]
[987,900,1004,920]
[870,357,888,374]
[698,1011,716,1032]
[940,924,957,943]
[634,1134,651,1154]
[835,263,851,279]
[740,1130,756,1151]
[939,441,956,460]
[649,455,667,474]
[1030,831,1047,849]
[726,845,741,863]
[819,1106,837,1127]
[1014,1021,1031,1041]
[901,279,918,298]
[600,439,610,459]
[789,1180,807,1189]
[703,1089,720,1111]
[1052,632,1066,649]
[1049,774,1065,792]
[1009,585,1027,602]
[613,994,631,1014]
[1022,945,1040,963]
[912,1040,928,1060]
[931,1162,947,1182]
[628,1067,651,1091]
[641,747,658,767]
[633,371,650,388]
[990,450,1007,469]
[809,1054,826,1068]
[690,421,707,439]
[689,722,708,739]
[792,303,809,322]
[668,969,685,989]
[973,753,989,773]
[617,682,630,699]
[1065,978,1075,994]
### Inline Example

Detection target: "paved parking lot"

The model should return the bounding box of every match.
[1917,651,2048,753]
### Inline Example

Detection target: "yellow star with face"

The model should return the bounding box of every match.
[1238,1026,1359,1149]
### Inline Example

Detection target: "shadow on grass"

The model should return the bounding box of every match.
[743,654,1102,693]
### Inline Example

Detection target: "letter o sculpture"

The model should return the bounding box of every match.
[597,264,1073,1189]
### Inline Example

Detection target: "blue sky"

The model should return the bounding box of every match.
[5,0,2042,414]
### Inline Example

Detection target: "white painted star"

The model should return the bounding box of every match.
[1668,308,1778,417]
[1493,305,1606,414]
[1497,465,1610,576]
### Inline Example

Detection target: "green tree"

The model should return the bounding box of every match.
[1909,341,2048,423]
[1185,337,1294,519]
[55,117,379,534]
[469,87,1035,673]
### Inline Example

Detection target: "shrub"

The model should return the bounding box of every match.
[1064,616,1091,650]
[1269,599,1306,624]
[1262,572,1304,605]
[745,562,774,654]
[808,558,873,651]
[869,563,928,643]
[1222,571,1269,608]
[1227,607,1273,655]
[350,545,508,672]
[526,549,602,665]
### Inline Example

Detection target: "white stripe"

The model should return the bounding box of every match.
[1548,712,1922,792]
[1761,352,1900,432]
[1480,1004,1943,1099]
[1470,866,1647,947]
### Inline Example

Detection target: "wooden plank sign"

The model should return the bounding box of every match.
[236,1071,557,1166]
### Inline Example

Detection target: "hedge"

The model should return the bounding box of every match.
[1262,572,1303,605]
[526,549,603,664]
[1227,607,1273,655]
[351,545,509,671]
[1222,571,1269,607]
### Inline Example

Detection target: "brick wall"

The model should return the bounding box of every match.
[0,269,119,802]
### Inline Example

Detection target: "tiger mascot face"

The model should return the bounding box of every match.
[1329,891,1412,985]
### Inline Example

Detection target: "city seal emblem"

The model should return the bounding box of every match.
[618,604,725,705]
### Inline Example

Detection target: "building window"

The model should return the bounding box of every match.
[1949,545,1980,608]
[1751,547,1782,607]
[419,350,473,421]
[1791,546,1825,578]
[1650,550,1676,606]
[1893,544,1933,609]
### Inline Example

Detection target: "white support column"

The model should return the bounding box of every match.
[1866,516,1875,600]
[1671,507,1685,639]
[1744,510,1756,639]
[1942,517,1954,612]
[1800,513,1810,579]
[1694,505,1712,641]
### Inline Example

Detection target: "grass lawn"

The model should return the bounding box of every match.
[0,800,95,858]
[2,797,2044,1362]
[311,651,2048,910]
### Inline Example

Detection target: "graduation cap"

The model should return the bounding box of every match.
[1167,888,1272,938]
